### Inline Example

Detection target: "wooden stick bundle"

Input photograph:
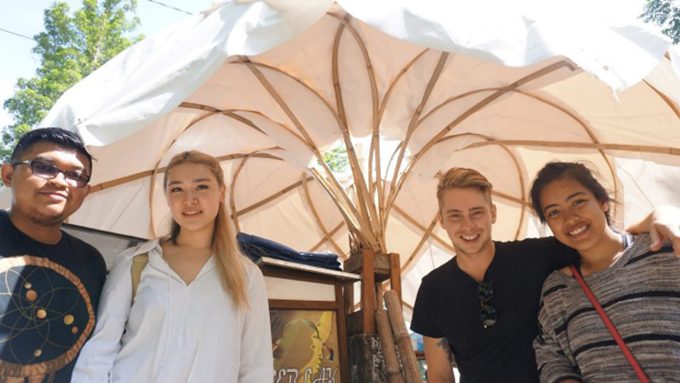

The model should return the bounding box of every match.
[384,290,423,383]
[376,308,405,383]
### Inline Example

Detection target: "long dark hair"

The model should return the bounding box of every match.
[530,161,612,225]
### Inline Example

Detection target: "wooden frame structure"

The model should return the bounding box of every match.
[344,249,401,335]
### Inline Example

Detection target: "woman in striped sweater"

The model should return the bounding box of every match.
[529,161,680,383]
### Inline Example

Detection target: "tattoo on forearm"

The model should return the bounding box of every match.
[436,338,453,362]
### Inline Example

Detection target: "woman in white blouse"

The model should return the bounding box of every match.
[72,151,273,383]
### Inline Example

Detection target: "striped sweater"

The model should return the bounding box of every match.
[534,233,680,383]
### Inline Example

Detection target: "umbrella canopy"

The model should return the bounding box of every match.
[8,1,680,315]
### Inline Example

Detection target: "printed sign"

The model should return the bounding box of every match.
[271,310,340,383]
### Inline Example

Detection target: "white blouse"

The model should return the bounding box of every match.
[72,239,273,383]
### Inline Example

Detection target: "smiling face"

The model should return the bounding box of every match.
[539,177,611,253]
[2,141,91,228]
[165,162,226,236]
[439,187,497,257]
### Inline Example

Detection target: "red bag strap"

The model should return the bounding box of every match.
[570,265,649,383]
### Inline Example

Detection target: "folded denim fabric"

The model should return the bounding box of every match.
[237,232,342,271]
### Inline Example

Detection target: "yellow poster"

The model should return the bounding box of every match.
[271,310,340,383]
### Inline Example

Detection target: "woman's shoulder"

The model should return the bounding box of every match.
[545,267,571,283]
[628,232,675,255]
[622,232,676,267]
[114,239,162,264]
[541,268,573,299]
[127,239,161,255]
[627,232,651,248]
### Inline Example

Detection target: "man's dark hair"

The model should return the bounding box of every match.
[10,127,93,174]
[530,161,612,226]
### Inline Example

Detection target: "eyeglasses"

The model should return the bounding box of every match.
[477,281,497,329]
[12,159,90,188]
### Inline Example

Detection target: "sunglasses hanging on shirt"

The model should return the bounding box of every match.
[477,280,497,329]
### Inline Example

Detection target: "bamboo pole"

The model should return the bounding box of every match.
[244,59,380,247]
[384,60,577,224]
[89,151,282,193]
[231,58,385,236]
[234,176,314,218]
[644,79,680,119]
[386,52,450,219]
[391,205,455,253]
[489,90,625,221]
[376,309,405,383]
[331,17,382,245]
[309,168,366,242]
[377,49,429,223]
[461,139,680,156]
[228,152,256,233]
[384,290,422,383]
[401,215,439,273]
[308,222,345,252]
[301,174,346,257]
[337,15,386,250]
[355,298,416,314]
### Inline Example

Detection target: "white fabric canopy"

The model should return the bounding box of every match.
[4,0,680,315]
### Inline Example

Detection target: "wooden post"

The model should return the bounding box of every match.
[389,253,402,303]
[385,290,422,383]
[376,309,405,383]
[362,248,376,334]
[344,283,355,315]
[336,283,350,383]
[344,250,401,334]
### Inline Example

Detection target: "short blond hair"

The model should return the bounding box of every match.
[437,167,493,209]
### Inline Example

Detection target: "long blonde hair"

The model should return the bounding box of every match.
[164,151,248,308]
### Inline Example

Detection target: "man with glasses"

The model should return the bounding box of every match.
[0,127,106,383]
[411,167,680,383]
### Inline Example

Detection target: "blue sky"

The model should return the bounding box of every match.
[0,0,215,127]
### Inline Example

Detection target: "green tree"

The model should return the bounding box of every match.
[323,144,349,174]
[641,0,680,44]
[1,0,141,162]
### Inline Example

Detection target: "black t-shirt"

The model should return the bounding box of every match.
[411,237,578,383]
[0,210,107,383]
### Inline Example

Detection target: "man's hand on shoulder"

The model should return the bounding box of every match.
[626,205,680,256]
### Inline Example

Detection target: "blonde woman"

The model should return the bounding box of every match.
[73,151,273,383]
